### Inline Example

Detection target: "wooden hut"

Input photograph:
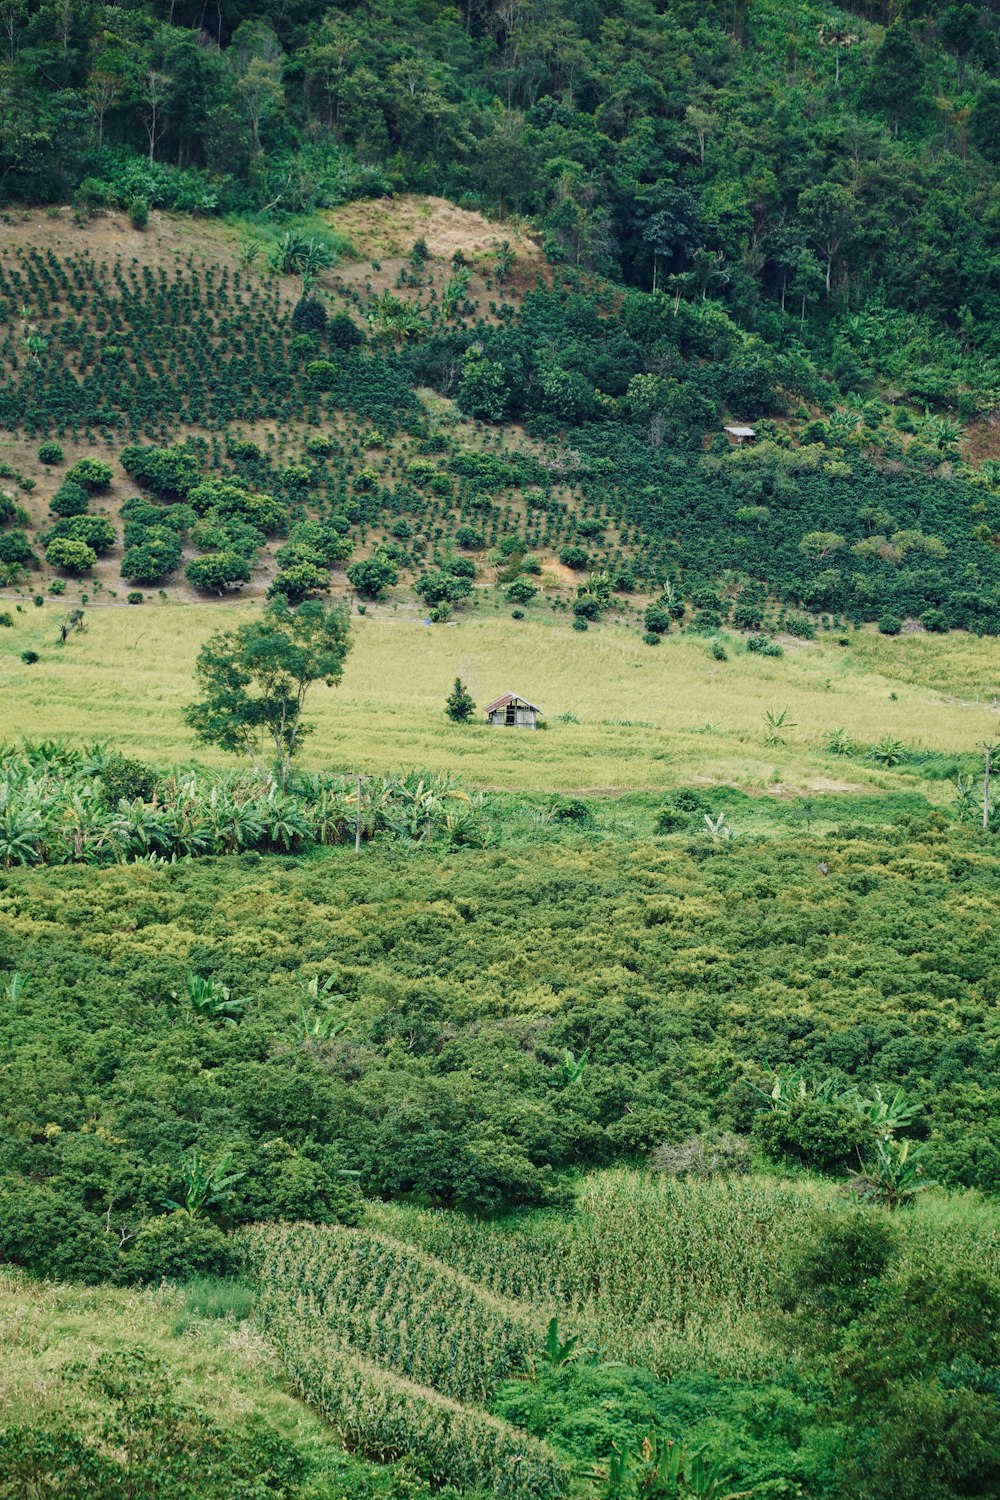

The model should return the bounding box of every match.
[724,424,757,446]
[485,692,542,729]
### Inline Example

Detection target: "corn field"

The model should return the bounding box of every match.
[239,1223,539,1407]
[239,1224,573,1497]
[370,1172,834,1379]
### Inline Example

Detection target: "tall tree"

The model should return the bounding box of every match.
[184,596,352,786]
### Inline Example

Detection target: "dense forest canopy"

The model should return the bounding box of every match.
[3,0,999,332]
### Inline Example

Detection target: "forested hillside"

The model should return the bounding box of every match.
[3,0,1000,629]
[5,0,1000,319]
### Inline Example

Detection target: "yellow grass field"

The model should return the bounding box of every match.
[3,598,998,795]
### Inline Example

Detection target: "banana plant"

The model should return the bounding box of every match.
[172,972,245,1027]
[0,804,43,866]
[590,1435,750,1500]
[163,1147,245,1219]
[295,972,348,1044]
[703,812,734,843]
[540,1316,591,1368]
[852,1136,936,1210]
[561,1047,590,1085]
[763,706,795,746]
[954,773,980,825]
[2,971,29,1002]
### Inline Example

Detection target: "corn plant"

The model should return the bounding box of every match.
[262,1311,574,1497]
[239,1222,540,1407]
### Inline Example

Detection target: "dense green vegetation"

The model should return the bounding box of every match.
[4,779,1000,1493]
[4,771,1000,1270]
[5,3,1000,1493]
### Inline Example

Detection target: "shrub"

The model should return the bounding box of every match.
[230,1140,362,1227]
[710,638,728,660]
[100,753,158,804]
[456,526,485,550]
[572,595,601,620]
[0,530,36,566]
[553,797,592,823]
[753,1098,868,1174]
[127,591,143,604]
[121,528,184,582]
[49,481,89,518]
[120,443,200,498]
[128,196,149,230]
[283,523,353,567]
[327,312,365,349]
[45,515,116,554]
[417,569,471,607]
[650,1132,751,1178]
[654,805,688,832]
[123,1212,235,1285]
[306,358,338,389]
[732,601,764,630]
[643,631,661,645]
[784,612,816,639]
[291,295,327,335]
[267,560,329,603]
[505,578,537,604]
[571,614,589,630]
[66,458,113,492]
[0,1177,116,1282]
[446,677,476,722]
[20,649,39,664]
[560,544,589,569]
[45,537,96,575]
[921,608,949,633]
[37,441,63,465]
[746,633,783,656]
[878,614,903,636]
[511,608,524,619]
[0,611,12,627]
[644,602,671,635]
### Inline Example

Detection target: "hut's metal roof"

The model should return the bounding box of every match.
[724,424,757,437]
[485,693,542,714]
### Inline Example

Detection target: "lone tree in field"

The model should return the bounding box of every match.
[184,596,351,786]
[445,677,476,722]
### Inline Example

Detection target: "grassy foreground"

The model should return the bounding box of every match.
[2,600,998,795]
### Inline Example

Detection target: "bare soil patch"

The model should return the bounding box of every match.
[326,195,539,264]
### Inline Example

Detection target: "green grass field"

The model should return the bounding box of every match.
[2,598,998,796]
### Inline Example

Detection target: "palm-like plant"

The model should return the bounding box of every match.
[172,972,245,1027]
[295,972,347,1044]
[163,1147,245,1218]
[850,1136,935,1210]
[763,707,795,746]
